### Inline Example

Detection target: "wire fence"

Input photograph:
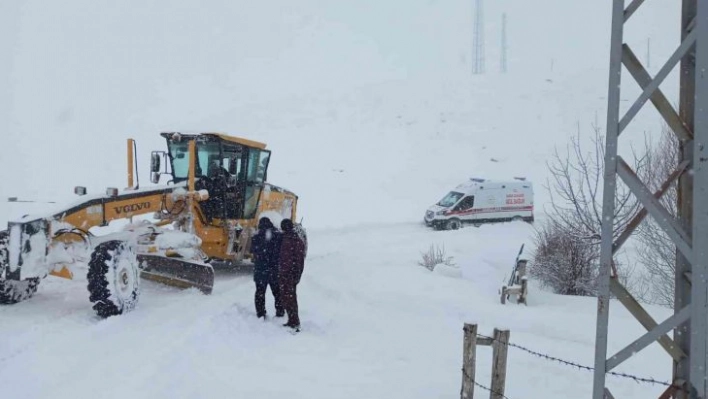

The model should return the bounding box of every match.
[463,369,514,399]
[474,333,685,393]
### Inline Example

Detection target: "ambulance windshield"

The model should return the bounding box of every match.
[437,191,464,208]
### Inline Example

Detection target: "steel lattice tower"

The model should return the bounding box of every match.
[593,0,708,398]
[500,13,507,73]
[472,0,485,74]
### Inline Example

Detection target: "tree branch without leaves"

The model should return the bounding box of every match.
[545,124,649,241]
[533,123,652,296]
[635,126,679,307]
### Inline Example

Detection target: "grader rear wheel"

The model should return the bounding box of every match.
[0,231,41,304]
[87,240,140,318]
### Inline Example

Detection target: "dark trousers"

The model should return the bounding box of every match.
[255,278,283,317]
[281,281,300,326]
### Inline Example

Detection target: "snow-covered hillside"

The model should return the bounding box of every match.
[0,0,680,227]
[0,0,683,398]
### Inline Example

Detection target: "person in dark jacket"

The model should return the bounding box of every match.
[278,218,306,329]
[251,217,284,319]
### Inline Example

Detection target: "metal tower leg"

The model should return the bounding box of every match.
[688,1,708,397]
[592,0,624,396]
[593,0,707,397]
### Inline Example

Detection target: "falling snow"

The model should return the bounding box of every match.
[0,0,684,398]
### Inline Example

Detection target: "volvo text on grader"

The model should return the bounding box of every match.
[0,132,302,317]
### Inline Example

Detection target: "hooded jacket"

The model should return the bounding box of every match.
[278,228,306,285]
[251,218,281,282]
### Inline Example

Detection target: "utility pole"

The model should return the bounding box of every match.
[592,1,707,398]
[472,0,485,74]
[500,13,507,73]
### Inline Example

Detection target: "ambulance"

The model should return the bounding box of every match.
[424,177,534,230]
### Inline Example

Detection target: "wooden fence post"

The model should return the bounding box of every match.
[461,323,478,399]
[519,278,528,305]
[490,328,510,399]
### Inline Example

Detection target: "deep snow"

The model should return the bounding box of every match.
[0,222,674,398]
[0,0,685,398]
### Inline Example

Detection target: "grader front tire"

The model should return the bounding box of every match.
[0,230,41,304]
[87,240,141,318]
[0,279,41,305]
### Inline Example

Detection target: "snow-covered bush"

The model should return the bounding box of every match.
[418,244,455,271]
[530,221,598,296]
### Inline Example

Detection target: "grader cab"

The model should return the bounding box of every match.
[0,132,300,317]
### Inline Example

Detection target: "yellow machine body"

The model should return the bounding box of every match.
[43,132,298,280]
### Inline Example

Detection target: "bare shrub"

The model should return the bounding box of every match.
[635,126,679,307]
[545,124,648,241]
[536,123,651,296]
[418,244,455,271]
[530,221,599,296]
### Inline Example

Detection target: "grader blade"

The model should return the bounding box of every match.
[137,255,214,294]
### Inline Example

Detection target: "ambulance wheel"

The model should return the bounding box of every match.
[511,216,523,222]
[87,240,140,318]
[446,218,462,230]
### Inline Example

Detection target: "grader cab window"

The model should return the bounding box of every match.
[221,145,246,219]
[243,149,271,219]
[167,139,233,182]
[247,149,270,183]
[169,143,190,180]
[223,145,245,182]
[164,134,272,222]
[196,142,222,178]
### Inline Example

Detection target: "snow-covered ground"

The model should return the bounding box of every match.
[0,0,683,398]
[0,222,673,398]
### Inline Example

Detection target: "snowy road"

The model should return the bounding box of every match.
[0,222,672,399]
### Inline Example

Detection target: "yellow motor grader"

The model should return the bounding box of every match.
[0,132,302,317]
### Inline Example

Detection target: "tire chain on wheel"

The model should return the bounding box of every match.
[0,230,7,280]
[87,240,139,318]
[0,231,40,304]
